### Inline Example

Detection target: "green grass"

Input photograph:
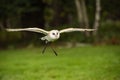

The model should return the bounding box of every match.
[0,45,120,80]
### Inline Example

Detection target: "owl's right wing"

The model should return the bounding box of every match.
[6,27,49,35]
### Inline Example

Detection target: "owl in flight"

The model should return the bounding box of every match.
[6,27,95,56]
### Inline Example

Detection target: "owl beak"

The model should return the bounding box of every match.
[55,35,58,38]
[55,35,57,37]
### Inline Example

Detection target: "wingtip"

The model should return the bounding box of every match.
[6,29,17,32]
[90,29,96,31]
[91,29,96,31]
[6,29,10,31]
[92,29,97,31]
[84,29,96,31]
[6,29,12,31]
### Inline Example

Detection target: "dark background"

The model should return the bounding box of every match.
[0,0,120,49]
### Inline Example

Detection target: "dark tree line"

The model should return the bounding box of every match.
[0,0,120,48]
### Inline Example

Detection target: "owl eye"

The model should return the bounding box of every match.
[52,33,55,35]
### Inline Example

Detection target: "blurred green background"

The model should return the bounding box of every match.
[0,46,120,80]
[0,0,120,80]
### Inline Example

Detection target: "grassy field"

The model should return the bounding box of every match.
[0,45,120,80]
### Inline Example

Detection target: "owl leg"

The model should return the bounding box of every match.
[50,43,58,56]
[42,41,48,54]
[51,47,58,56]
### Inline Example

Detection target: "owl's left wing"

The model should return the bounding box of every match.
[60,28,95,34]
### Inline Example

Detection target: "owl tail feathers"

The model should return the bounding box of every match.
[41,37,46,41]
[40,36,48,43]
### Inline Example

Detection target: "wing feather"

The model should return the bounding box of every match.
[60,28,95,34]
[6,28,49,35]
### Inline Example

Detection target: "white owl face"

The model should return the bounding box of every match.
[49,30,60,40]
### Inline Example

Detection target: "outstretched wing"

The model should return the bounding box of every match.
[60,28,95,34]
[6,28,49,35]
